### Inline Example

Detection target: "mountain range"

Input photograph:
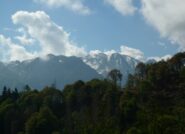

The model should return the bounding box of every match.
[0,53,140,90]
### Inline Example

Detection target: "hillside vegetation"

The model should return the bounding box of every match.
[0,52,185,134]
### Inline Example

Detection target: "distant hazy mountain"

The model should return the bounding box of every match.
[83,52,140,85]
[0,62,24,89]
[0,54,102,90]
[0,53,140,90]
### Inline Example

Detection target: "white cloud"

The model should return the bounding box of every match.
[148,54,172,62]
[12,11,86,58]
[140,0,185,50]
[89,46,173,63]
[34,0,91,15]
[102,0,185,50]
[89,45,145,61]
[105,0,137,15]
[0,11,87,61]
[104,50,117,57]
[89,49,117,59]
[9,45,36,61]
[15,28,35,45]
[0,35,36,61]
[120,45,144,61]
[15,35,35,45]
[89,50,102,57]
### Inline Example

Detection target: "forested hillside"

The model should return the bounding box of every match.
[0,52,185,134]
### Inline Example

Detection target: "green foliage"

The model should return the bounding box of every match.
[25,107,59,134]
[126,127,141,134]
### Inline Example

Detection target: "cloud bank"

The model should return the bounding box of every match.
[147,55,172,62]
[0,11,86,61]
[12,11,86,57]
[34,0,91,15]
[0,35,35,61]
[105,0,137,15]
[140,0,185,51]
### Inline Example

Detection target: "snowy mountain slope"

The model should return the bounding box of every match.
[82,52,140,84]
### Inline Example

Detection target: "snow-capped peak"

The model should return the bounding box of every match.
[82,52,140,85]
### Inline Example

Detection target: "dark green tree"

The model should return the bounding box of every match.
[25,107,59,134]
[108,69,122,87]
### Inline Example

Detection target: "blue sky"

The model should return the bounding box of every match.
[0,0,184,61]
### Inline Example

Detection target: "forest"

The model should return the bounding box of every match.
[0,52,185,134]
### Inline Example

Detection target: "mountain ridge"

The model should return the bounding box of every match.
[0,55,102,89]
[0,53,140,89]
